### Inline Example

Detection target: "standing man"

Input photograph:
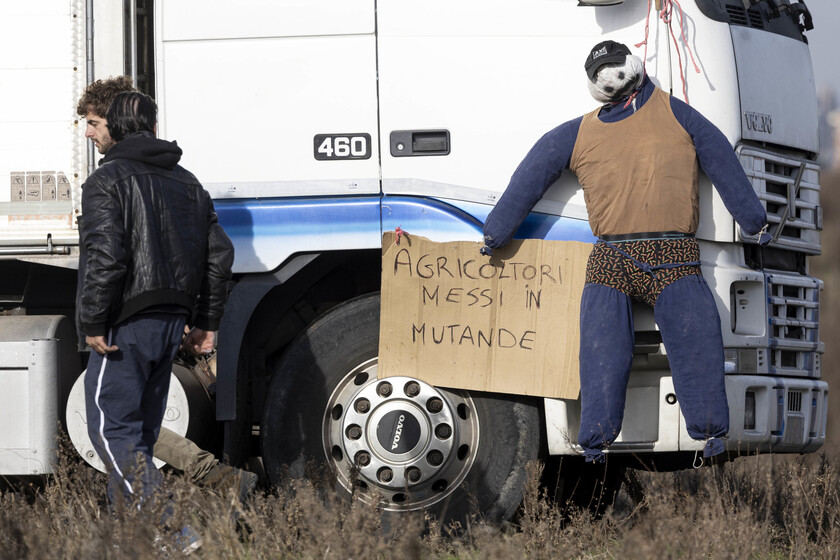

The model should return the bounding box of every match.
[482,41,771,464]
[77,89,235,509]
[75,77,257,502]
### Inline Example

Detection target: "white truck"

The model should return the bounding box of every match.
[0,0,825,525]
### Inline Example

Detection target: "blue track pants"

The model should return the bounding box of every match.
[577,276,729,463]
[84,312,186,506]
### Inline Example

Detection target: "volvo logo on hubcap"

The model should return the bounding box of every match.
[377,410,421,454]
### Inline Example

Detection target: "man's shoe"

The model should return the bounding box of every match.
[198,464,259,502]
[174,525,203,555]
[237,470,259,503]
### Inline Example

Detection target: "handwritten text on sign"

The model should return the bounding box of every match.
[378,232,593,399]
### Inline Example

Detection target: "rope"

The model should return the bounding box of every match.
[636,0,653,71]
[635,0,701,104]
[622,88,641,110]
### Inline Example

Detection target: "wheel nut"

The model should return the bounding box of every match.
[378,467,393,482]
[347,425,362,440]
[404,381,420,397]
[426,397,443,413]
[377,382,393,397]
[355,451,371,467]
[355,398,371,413]
[427,450,444,466]
[406,467,422,483]
[435,424,452,439]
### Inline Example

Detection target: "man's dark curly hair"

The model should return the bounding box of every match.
[76,76,136,118]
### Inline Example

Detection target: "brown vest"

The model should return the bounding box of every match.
[570,87,699,237]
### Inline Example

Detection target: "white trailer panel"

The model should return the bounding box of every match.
[0,0,86,247]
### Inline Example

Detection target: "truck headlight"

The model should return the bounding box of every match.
[724,348,760,374]
[725,349,738,374]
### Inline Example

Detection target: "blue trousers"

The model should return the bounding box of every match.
[577,276,729,462]
[84,312,186,506]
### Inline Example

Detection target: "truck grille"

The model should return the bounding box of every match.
[725,5,765,29]
[787,390,802,412]
[737,146,821,254]
[766,272,821,378]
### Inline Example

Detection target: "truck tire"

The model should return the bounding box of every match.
[261,293,541,528]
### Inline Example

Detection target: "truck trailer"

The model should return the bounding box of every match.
[0,0,826,526]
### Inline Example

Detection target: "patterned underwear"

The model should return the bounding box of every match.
[584,236,702,307]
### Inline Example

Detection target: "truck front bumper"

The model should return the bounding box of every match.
[545,373,828,456]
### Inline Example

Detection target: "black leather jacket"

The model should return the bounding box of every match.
[77,131,234,337]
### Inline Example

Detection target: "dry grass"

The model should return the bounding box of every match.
[4,443,840,559]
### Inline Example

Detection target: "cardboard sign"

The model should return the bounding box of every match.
[378,232,593,399]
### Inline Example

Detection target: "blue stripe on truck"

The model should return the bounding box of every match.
[214,195,594,273]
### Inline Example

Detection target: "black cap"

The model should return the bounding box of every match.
[584,40,632,80]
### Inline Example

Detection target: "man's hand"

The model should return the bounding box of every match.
[182,328,216,356]
[86,335,119,355]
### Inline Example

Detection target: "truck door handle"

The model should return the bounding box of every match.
[390,129,450,157]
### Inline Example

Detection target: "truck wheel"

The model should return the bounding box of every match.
[261,293,541,528]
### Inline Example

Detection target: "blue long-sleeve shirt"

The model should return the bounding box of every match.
[482,76,767,249]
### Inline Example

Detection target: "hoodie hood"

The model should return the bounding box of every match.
[102,131,183,170]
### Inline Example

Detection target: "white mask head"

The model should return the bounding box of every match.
[587,54,645,103]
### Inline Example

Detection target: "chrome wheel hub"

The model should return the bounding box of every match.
[324,359,478,510]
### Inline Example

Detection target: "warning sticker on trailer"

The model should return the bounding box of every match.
[9,171,73,204]
[4,171,75,231]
